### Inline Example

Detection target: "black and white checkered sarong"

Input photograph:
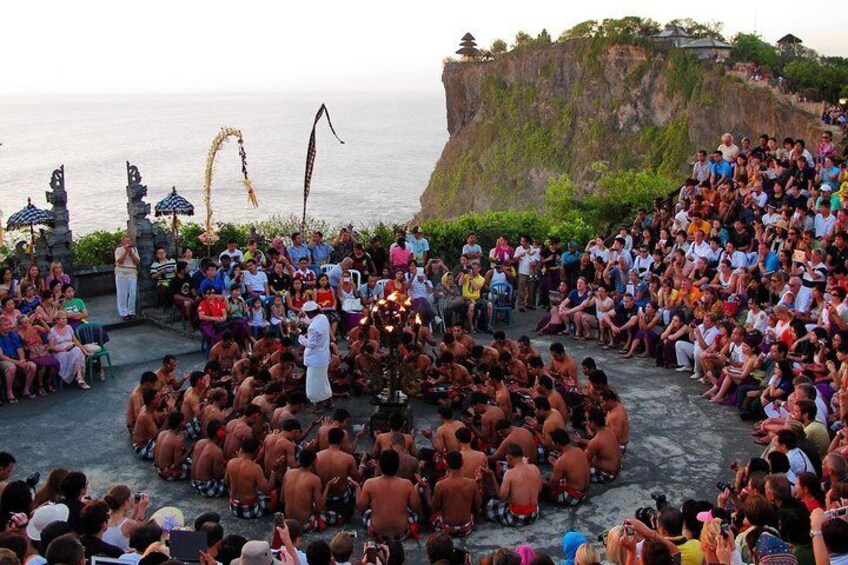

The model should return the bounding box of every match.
[192,479,228,498]
[484,499,539,527]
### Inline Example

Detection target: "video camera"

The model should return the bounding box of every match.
[634,492,668,529]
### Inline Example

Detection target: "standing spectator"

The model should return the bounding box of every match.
[114,235,141,320]
[514,236,540,312]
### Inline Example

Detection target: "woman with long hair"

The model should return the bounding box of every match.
[33,467,69,508]
[49,311,91,389]
[20,264,46,293]
[103,485,149,551]
[314,274,338,338]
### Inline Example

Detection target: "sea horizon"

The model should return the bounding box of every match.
[0,90,448,236]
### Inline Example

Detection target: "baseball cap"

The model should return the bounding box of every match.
[26,503,69,541]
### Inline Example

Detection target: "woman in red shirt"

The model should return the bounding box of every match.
[795,472,825,512]
[197,287,229,345]
[384,269,408,301]
[315,274,338,338]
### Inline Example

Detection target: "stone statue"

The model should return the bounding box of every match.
[125,162,173,309]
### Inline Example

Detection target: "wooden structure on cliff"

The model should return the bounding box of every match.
[456,33,480,60]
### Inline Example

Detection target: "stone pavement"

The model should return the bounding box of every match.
[0,311,761,561]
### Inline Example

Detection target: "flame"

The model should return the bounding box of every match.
[386,325,394,333]
[415,314,422,325]
[360,317,369,325]
[378,299,387,306]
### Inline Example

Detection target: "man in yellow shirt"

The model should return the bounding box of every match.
[657,507,704,565]
[459,264,493,333]
[685,213,711,241]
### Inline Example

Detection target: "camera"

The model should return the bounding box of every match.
[651,492,668,510]
[25,472,40,489]
[134,492,145,502]
[825,506,848,520]
[717,482,734,492]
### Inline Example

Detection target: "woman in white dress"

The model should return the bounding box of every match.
[49,311,90,389]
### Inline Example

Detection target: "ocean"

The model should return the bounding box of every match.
[0,92,447,235]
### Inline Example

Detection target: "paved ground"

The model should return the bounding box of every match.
[0,308,760,562]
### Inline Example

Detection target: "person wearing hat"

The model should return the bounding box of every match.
[26,503,69,545]
[298,301,332,409]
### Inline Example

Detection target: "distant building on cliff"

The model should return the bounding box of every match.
[456,33,480,60]
[652,25,692,48]
[776,33,803,56]
[680,37,733,62]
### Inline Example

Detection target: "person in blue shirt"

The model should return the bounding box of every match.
[308,231,333,265]
[0,317,37,403]
[710,151,733,186]
[754,242,780,277]
[198,263,225,295]
[287,232,312,265]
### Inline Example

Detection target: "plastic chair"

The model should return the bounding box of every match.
[320,264,337,275]
[347,269,362,289]
[489,283,514,327]
[307,265,322,278]
[75,323,114,382]
[169,304,187,330]
[375,279,390,295]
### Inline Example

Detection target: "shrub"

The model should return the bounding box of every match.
[72,230,125,267]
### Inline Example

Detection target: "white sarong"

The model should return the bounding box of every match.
[306,365,332,403]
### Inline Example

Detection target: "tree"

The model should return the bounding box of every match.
[490,39,508,55]
[513,31,533,48]
[730,33,780,70]
[668,18,725,40]
[537,28,552,44]
[559,20,599,41]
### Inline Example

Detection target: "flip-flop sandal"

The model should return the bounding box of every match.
[25,393,37,400]
[7,397,18,404]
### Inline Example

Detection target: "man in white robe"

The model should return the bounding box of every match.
[299,301,332,409]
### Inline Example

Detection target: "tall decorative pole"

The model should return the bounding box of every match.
[126,162,157,308]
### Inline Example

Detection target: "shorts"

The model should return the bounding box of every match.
[133,439,155,460]
[484,499,539,527]
[230,496,270,519]
[192,479,228,498]
[362,509,419,541]
[549,482,586,506]
[590,466,617,484]
[0,360,17,372]
[430,512,475,537]
[156,460,191,481]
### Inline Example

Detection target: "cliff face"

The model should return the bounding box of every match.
[418,39,824,219]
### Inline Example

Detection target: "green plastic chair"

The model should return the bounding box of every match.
[75,323,114,382]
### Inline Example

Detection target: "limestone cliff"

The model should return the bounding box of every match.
[418,39,824,219]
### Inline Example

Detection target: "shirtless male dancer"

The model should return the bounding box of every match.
[353,450,422,541]
[225,436,280,519]
[282,449,341,532]
[545,429,590,506]
[479,443,542,527]
[154,412,190,481]
[584,407,622,484]
[315,428,361,521]
[427,451,482,537]
[132,389,161,460]
[191,420,228,497]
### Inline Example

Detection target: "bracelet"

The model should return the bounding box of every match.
[810,530,822,537]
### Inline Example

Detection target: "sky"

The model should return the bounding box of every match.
[1,0,844,96]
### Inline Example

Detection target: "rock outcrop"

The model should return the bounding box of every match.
[418,39,825,219]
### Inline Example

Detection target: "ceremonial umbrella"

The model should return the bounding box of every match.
[155,186,195,256]
[5,198,54,256]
